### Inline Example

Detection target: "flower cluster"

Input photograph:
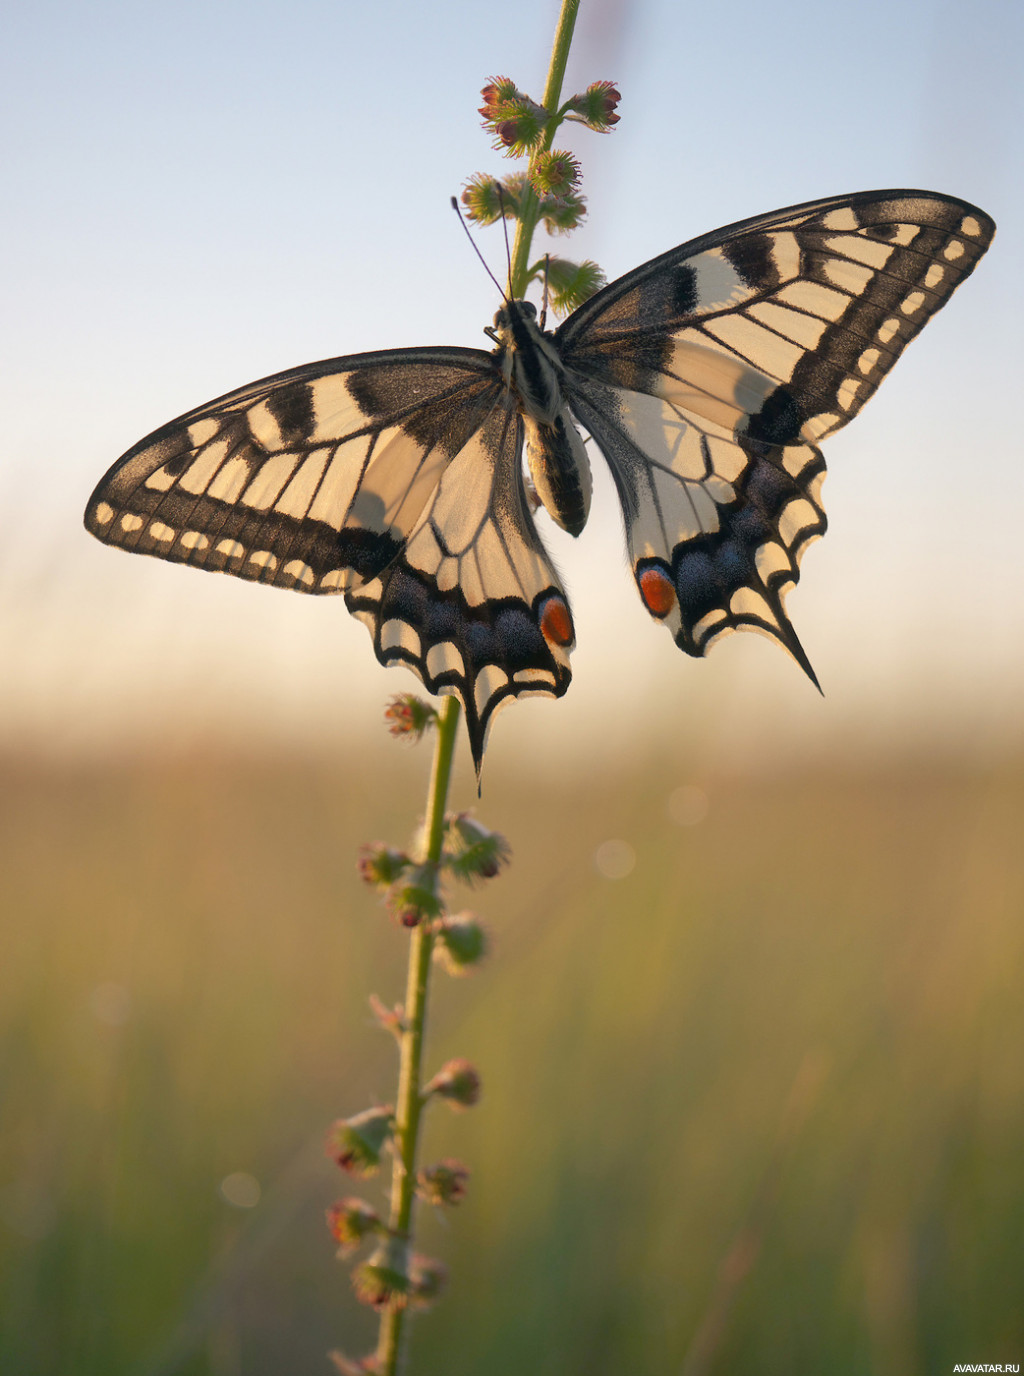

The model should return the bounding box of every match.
[463,77,620,311]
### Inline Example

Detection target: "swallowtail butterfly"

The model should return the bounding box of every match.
[85,190,993,770]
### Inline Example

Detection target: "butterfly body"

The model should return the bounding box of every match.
[491,299,593,536]
[85,190,994,770]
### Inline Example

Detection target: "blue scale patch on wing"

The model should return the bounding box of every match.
[557,190,994,677]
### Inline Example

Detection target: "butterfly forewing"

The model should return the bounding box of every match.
[86,346,573,768]
[557,191,994,672]
[86,349,502,594]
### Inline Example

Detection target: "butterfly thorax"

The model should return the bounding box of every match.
[490,299,592,538]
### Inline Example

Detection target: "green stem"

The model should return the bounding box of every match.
[507,0,581,297]
[375,694,461,1375]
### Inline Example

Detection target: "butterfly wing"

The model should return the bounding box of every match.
[345,401,574,769]
[85,348,573,766]
[556,190,995,674]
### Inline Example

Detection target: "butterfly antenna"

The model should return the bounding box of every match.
[496,184,514,298]
[450,196,508,302]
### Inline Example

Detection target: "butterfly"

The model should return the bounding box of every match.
[85,189,993,771]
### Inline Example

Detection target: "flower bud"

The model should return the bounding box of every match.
[530,150,581,198]
[326,1106,394,1177]
[326,1197,382,1256]
[566,81,621,131]
[388,865,443,927]
[478,75,522,120]
[409,1253,448,1309]
[545,256,606,315]
[357,844,409,889]
[434,913,488,975]
[416,1158,470,1207]
[491,108,546,156]
[425,1058,481,1111]
[384,695,436,740]
[461,174,508,225]
[351,1236,412,1309]
[443,814,510,883]
[540,190,588,236]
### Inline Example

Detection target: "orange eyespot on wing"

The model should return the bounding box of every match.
[539,595,575,647]
[638,566,677,618]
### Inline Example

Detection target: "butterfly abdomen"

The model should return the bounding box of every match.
[492,299,593,536]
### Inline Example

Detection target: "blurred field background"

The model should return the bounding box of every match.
[2,742,1022,1374]
[3,0,1024,1370]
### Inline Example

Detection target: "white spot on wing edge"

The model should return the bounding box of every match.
[900,291,926,315]
[282,559,315,587]
[120,514,144,533]
[216,539,245,559]
[188,417,220,447]
[180,531,210,551]
[381,618,420,656]
[474,663,509,718]
[426,642,466,679]
[943,240,964,261]
[149,522,175,543]
[249,550,278,571]
[924,264,945,288]
[960,215,982,237]
[319,568,353,591]
[820,208,859,231]
[94,502,115,525]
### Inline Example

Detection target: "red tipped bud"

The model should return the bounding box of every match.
[443,813,510,883]
[326,1197,383,1256]
[566,81,621,131]
[425,1058,481,1111]
[326,1106,394,1177]
[357,844,409,889]
[434,913,488,975]
[416,1159,470,1207]
[388,864,443,927]
[491,108,546,156]
[478,76,523,120]
[384,695,436,741]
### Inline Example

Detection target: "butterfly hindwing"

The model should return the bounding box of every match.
[557,190,994,671]
[85,347,573,765]
[345,401,574,767]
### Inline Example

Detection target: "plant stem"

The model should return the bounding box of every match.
[507,0,581,297]
[375,693,461,1375]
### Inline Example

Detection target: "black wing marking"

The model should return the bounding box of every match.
[85,347,573,768]
[345,400,574,772]
[557,190,994,673]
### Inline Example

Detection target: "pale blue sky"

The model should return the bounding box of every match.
[1,0,1021,771]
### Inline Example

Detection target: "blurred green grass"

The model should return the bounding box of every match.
[1,745,1022,1375]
